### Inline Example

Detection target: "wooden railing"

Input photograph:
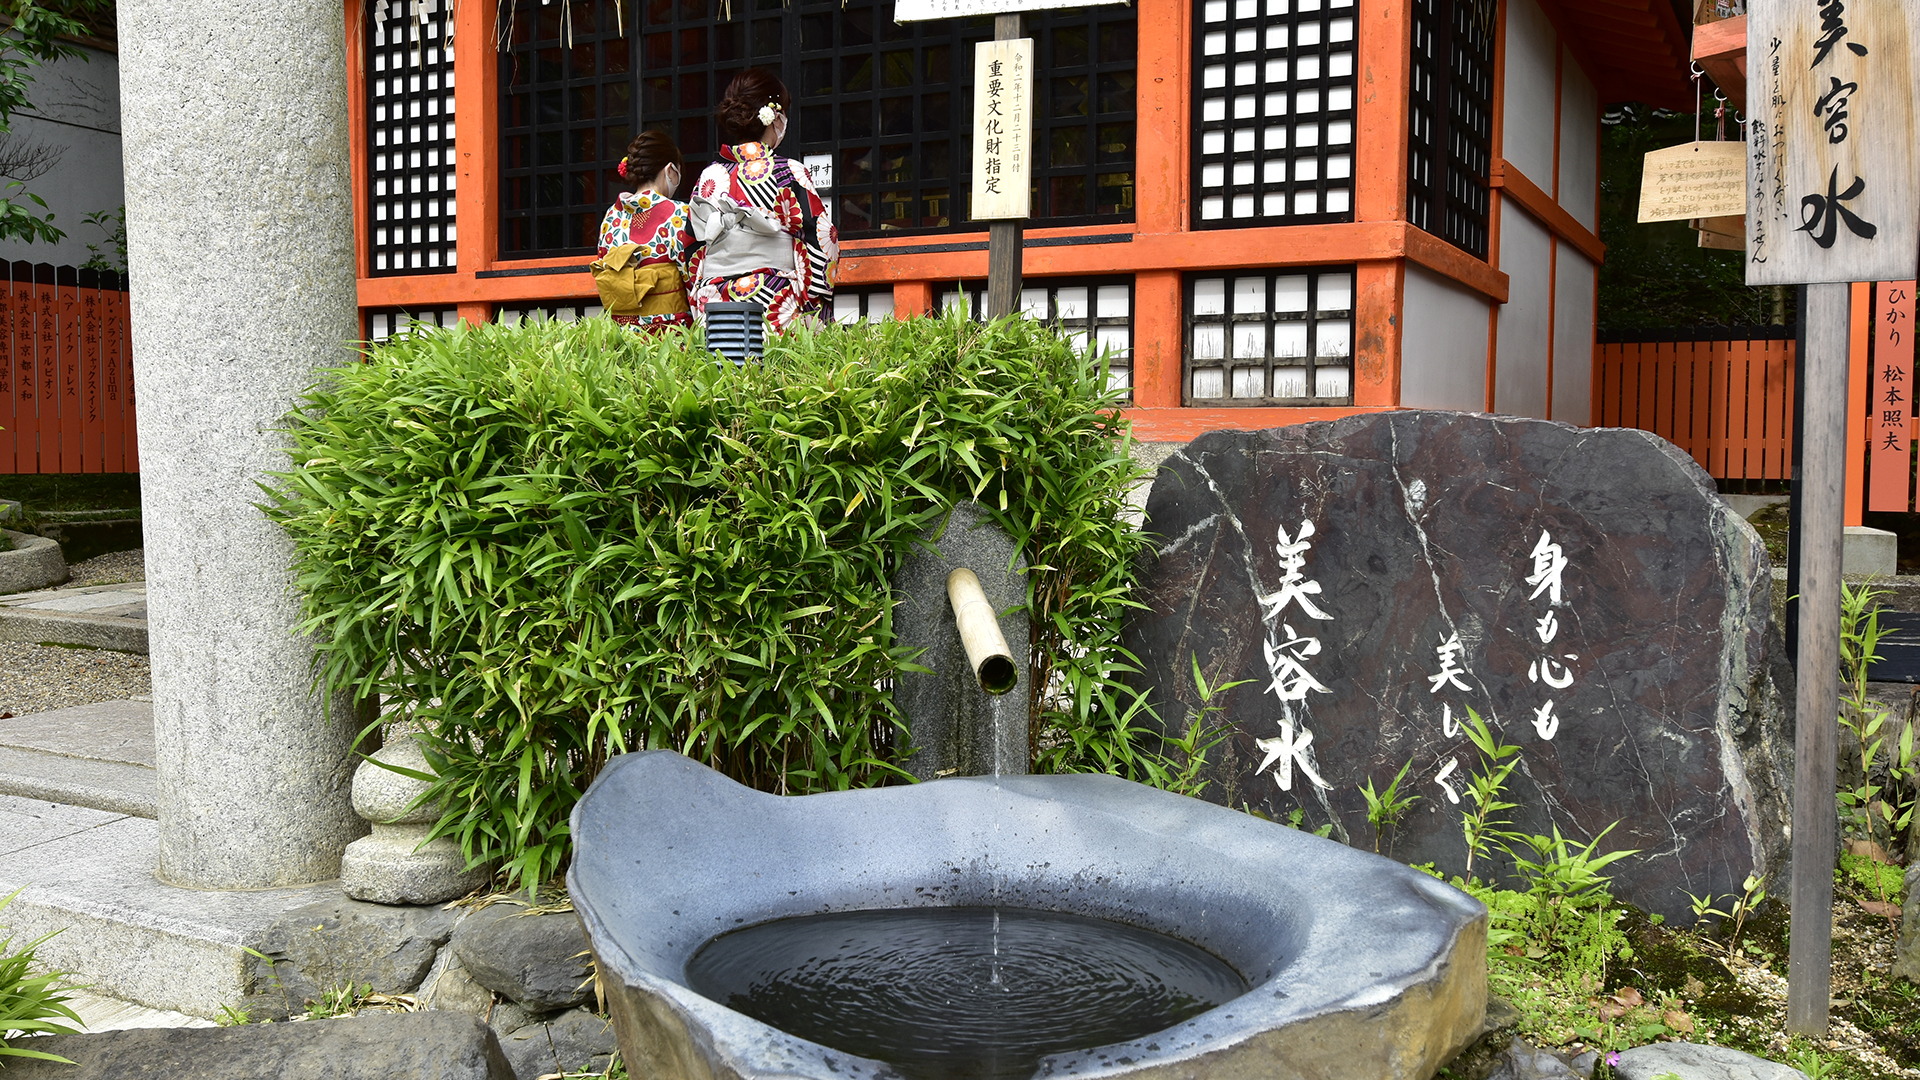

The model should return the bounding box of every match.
[0,263,135,474]
[1593,335,1796,481]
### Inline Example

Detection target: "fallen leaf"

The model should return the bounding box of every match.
[1663,1009,1695,1033]
[1859,900,1901,919]
[1595,1001,1631,1021]
[1612,987,1645,1008]
[1848,838,1894,864]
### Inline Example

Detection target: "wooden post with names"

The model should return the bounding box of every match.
[1745,0,1920,1036]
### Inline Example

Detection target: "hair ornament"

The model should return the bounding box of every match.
[617,159,629,179]
[757,102,781,127]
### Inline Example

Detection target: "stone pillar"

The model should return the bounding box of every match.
[893,502,1031,779]
[121,0,366,888]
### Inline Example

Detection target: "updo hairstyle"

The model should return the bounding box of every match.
[622,130,685,193]
[716,68,792,145]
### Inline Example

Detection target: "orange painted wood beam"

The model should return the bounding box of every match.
[1692,15,1747,112]
[892,281,932,317]
[1490,158,1605,264]
[1354,260,1404,407]
[1133,0,1188,234]
[1355,0,1411,223]
[346,0,369,279]
[1124,406,1400,442]
[455,0,498,274]
[1132,270,1183,409]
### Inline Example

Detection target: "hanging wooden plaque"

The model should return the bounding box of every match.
[970,38,1033,221]
[1638,142,1748,222]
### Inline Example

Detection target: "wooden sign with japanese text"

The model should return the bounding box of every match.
[1870,281,1917,512]
[970,38,1033,221]
[1639,142,1747,222]
[1746,1,1920,285]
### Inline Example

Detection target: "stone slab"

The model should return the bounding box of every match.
[0,700,156,766]
[1613,1041,1809,1080]
[1724,494,1789,519]
[1846,525,1899,578]
[1123,413,1795,920]
[0,795,130,856]
[0,1010,515,1080]
[0,810,342,1018]
[0,606,149,652]
[0,745,156,818]
[5,585,150,614]
[64,989,218,1033]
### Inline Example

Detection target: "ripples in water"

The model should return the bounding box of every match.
[685,905,1247,1080]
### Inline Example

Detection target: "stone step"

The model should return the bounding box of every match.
[0,795,339,1019]
[0,701,156,817]
[0,581,148,653]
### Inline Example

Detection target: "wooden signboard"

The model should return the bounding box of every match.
[1746,2,1920,285]
[1639,142,1747,222]
[1870,280,1917,512]
[970,38,1033,221]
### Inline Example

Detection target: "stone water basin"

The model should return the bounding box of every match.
[568,751,1488,1080]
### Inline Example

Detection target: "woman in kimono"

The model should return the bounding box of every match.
[688,68,838,333]
[594,130,701,332]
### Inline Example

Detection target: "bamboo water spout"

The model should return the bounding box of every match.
[947,568,1017,695]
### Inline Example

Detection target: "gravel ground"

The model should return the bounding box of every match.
[0,641,149,717]
[0,547,149,717]
[67,546,145,587]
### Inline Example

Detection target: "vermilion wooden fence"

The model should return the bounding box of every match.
[1593,336,1796,481]
[0,263,135,474]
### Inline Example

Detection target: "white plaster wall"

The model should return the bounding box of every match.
[1494,207,1552,418]
[1557,51,1600,231]
[1399,262,1491,411]
[0,43,124,268]
[1552,244,1597,425]
[1502,0,1557,186]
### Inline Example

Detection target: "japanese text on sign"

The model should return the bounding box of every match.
[1255,520,1331,792]
[971,38,1032,221]
[1870,281,1918,512]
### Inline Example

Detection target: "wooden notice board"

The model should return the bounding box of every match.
[1746,2,1920,285]
[970,38,1033,221]
[1638,142,1747,222]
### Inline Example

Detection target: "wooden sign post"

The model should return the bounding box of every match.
[1745,0,1920,1036]
[975,22,1032,318]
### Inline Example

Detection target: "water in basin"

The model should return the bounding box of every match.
[685,905,1249,1080]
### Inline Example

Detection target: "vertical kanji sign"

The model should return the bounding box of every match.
[1870,281,1917,512]
[1745,2,1920,285]
[970,37,1032,221]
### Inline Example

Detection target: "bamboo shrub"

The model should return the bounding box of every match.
[264,312,1154,889]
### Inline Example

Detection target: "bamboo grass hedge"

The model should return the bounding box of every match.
[265,313,1157,889]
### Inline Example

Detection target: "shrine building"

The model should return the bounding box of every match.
[351,0,1693,440]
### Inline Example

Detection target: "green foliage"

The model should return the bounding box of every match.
[0,888,82,1064]
[265,314,1152,891]
[1458,707,1521,877]
[1509,823,1639,949]
[80,204,125,274]
[0,0,113,245]
[1837,852,1904,907]
[1358,758,1420,855]
[1130,656,1243,800]
[1837,582,1918,871]
[1597,104,1784,332]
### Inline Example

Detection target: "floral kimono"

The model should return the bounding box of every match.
[596,190,702,332]
[688,142,838,333]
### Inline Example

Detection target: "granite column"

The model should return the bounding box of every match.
[120,0,366,887]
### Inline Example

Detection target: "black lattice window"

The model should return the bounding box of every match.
[1191,0,1356,228]
[367,0,458,275]
[790,0,1136,234]
[1407,0,1494,258]
[939,277,1134,394]
[366,307,461,342]
[1185,268,1353,405]
[497,0,1136,256]
[500,0,638,257]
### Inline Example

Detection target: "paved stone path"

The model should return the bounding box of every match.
[0,581,148,652]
